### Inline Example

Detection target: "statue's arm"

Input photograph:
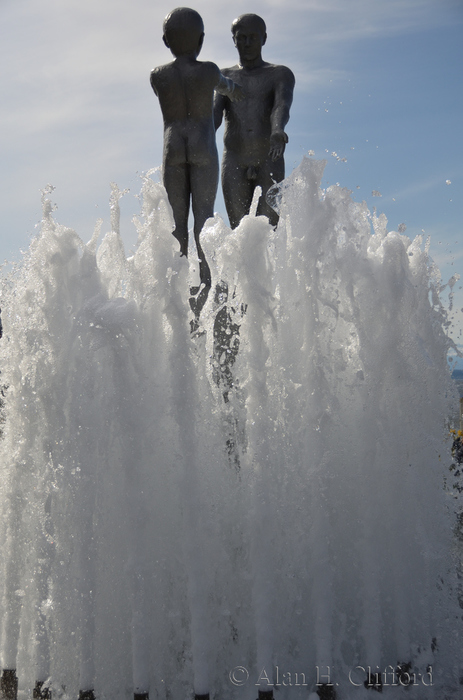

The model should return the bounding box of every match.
[150,69,159,95]
[269,67,295,161]
[215,71,244,103]
[214,91,226,130]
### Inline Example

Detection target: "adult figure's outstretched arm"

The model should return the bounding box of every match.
[269,66,295,161]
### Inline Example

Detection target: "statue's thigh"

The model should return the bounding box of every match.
[222,159,255,228]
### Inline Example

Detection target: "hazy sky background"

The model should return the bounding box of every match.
[1,0,462,358]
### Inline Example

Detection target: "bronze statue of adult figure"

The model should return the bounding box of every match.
[214,14,295,228]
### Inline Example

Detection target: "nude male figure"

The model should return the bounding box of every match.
[214,14,295,228]
[150,7,244,286]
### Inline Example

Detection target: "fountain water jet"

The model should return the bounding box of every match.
[0,158,461,700]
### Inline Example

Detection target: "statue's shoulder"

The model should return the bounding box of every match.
[151,62,173,76]
[150,62,174,85]
[194,60,227,84]
[198,61,220,75]
[268,63,295,83]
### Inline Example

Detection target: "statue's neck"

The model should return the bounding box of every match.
[239,56,265,71]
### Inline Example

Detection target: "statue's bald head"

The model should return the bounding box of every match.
[231,13,266,39]
[163,7,204,56]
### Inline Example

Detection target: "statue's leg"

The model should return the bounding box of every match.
[256,157,285,227]
[222,155,254,229]
[163,163,190,256]
[190,162,218,287]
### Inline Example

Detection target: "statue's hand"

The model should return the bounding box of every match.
[269,130,288,161]
[230,83,245,102]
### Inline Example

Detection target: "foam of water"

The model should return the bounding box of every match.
[0,158,461,699]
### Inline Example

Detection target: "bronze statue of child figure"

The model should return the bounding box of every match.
[150,7,244,287]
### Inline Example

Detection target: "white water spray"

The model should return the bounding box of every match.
[0,158,461,700]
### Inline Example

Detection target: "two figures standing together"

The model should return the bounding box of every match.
[150,8,295,287]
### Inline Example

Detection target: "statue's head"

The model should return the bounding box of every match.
[231,14,267,65]
[163,7,204,57]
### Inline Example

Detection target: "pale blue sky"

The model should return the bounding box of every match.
[1,0,462,354]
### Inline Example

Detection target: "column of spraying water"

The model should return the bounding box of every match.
[221,211,278,692]
[165,263,212,698]
[101,183,152,698]
[336,209,387,679]
[320,198,420,679]
[128,172,213,698]
[0,193,57,691]
[101,316,152,700]
[340,217,458,683]
[70,246,124,700]
[0,181,158,697]
[32,491,54,700]
[361,227,412,677]
[277,160,459,691]
[0,483,23,694]
[40,214,136,700]
[272,159,338,680]
[284,173,414,680]
[197,214,257,698]
[92,175,183,698]
[39,202,120,699]
[0,188,93,697]
[124,176,176,698]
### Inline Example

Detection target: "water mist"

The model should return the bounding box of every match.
[0,158,461,700]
